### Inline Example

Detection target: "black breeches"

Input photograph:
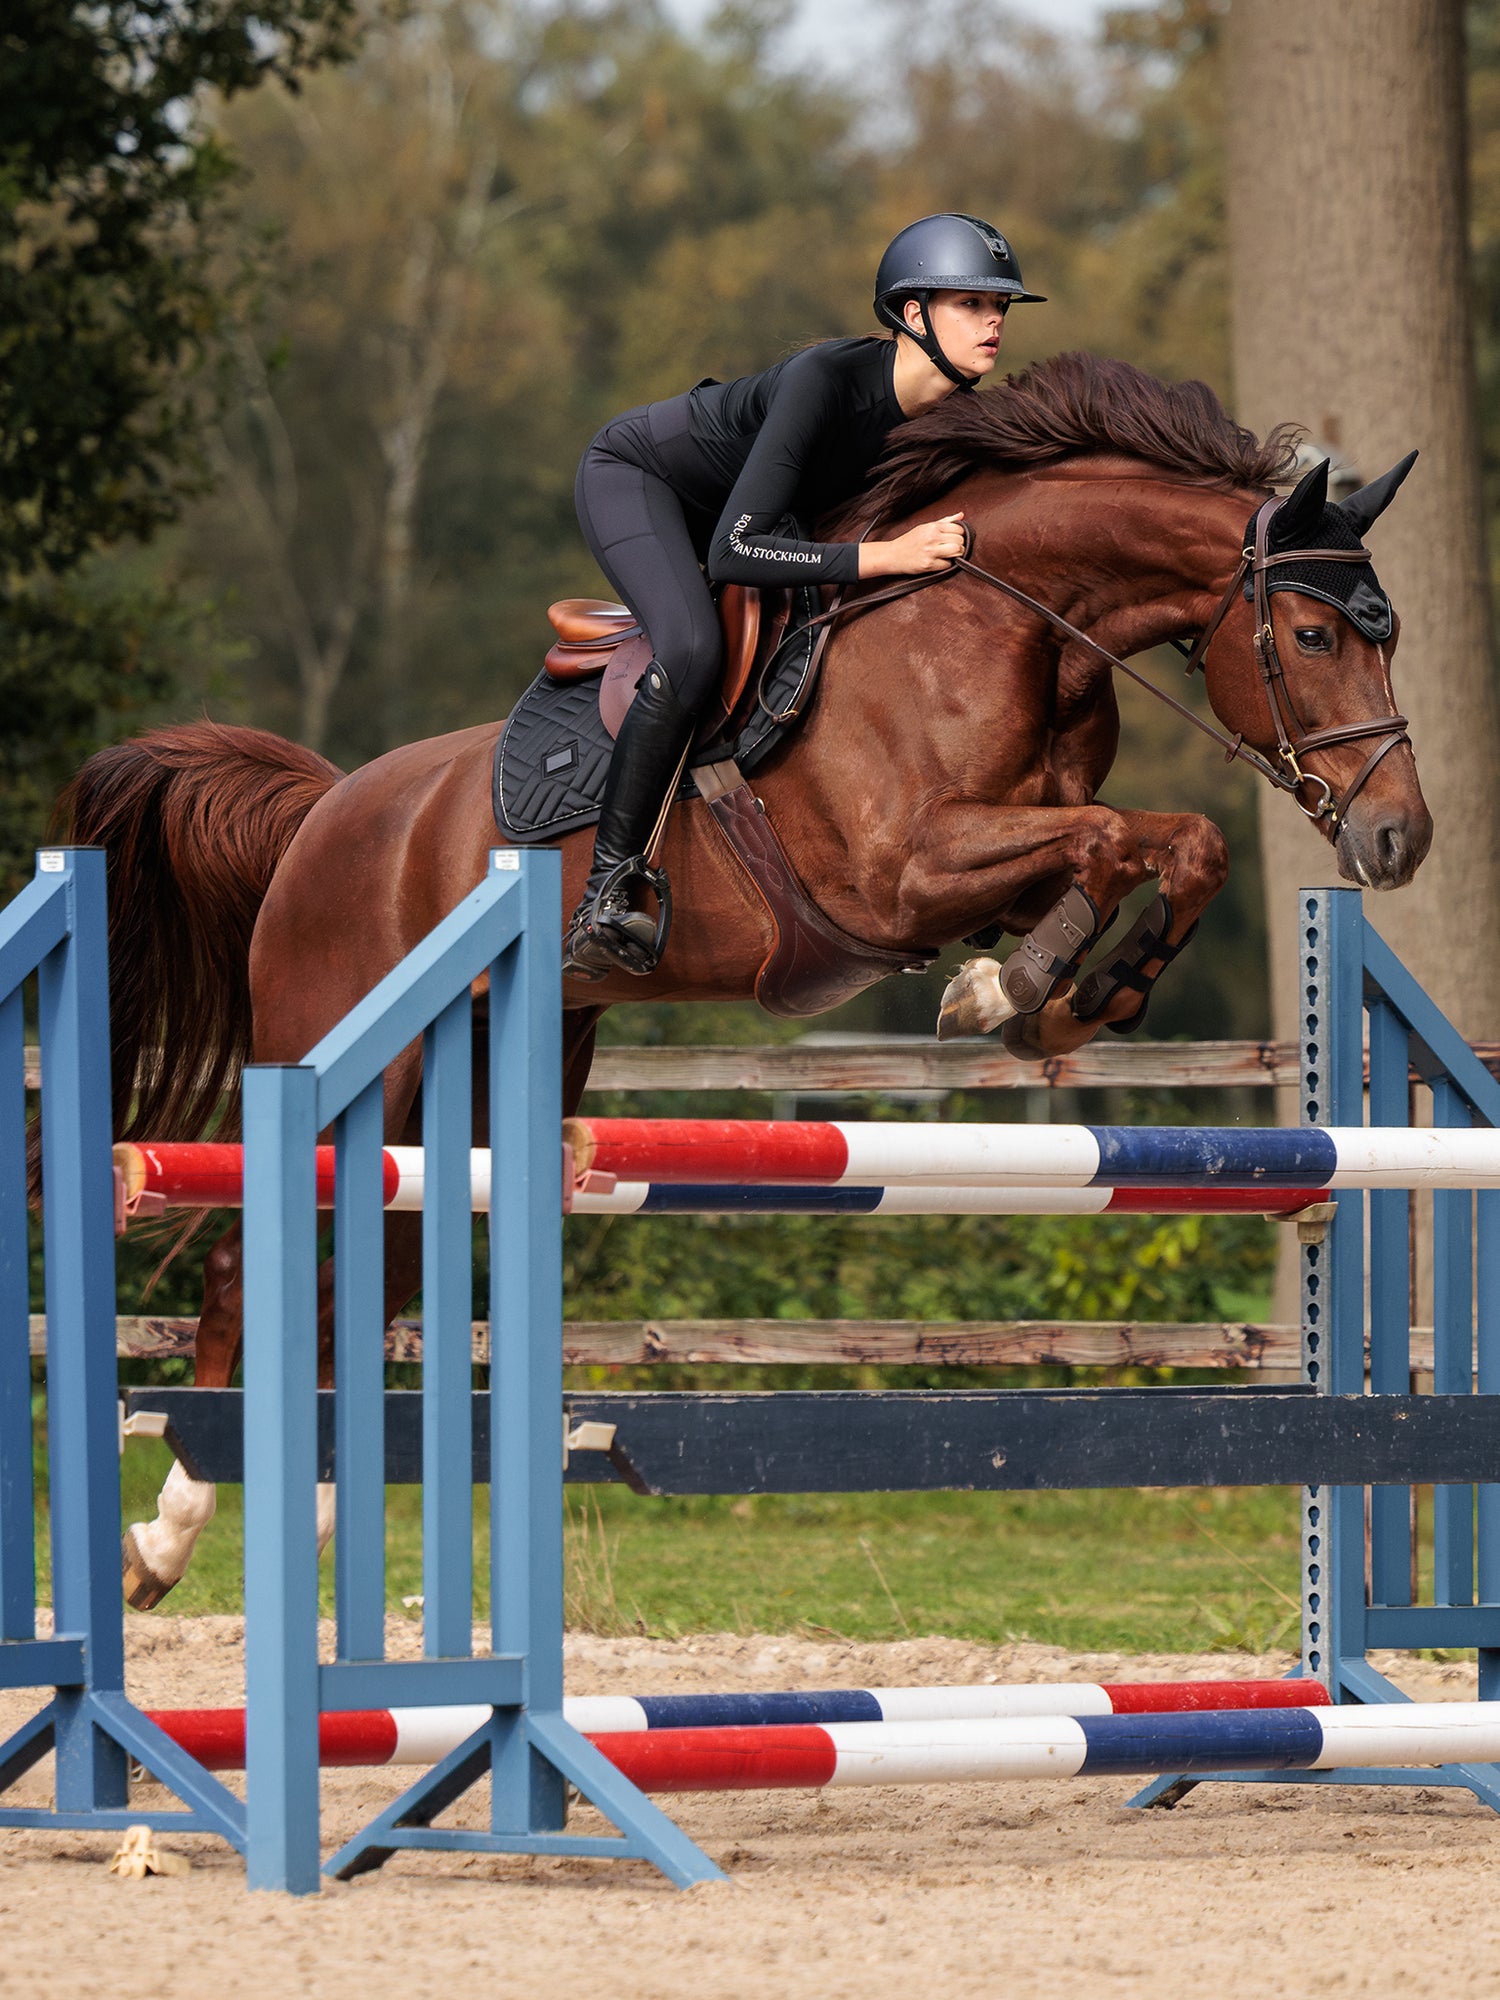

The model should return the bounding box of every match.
[574,434,724,715]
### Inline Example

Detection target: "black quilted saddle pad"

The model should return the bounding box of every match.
[493,591,820,843]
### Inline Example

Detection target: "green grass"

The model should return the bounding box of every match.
[562,1486,1304,1654]
[100,1442,1304,1654]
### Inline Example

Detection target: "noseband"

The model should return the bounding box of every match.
[1176,493,1411,834]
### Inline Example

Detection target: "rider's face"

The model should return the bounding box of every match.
[904,291,1008,378]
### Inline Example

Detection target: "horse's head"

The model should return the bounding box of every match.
[1200,454,1432,890]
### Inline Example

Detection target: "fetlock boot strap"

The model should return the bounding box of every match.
[1071,893,1197,1029]
[1000,885,1101,1014]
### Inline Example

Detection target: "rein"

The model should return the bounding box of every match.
[798,495,1410,836]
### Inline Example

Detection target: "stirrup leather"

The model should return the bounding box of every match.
[562,856,673,980]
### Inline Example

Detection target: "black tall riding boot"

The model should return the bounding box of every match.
[563,665,695,979]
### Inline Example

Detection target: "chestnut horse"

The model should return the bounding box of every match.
[65,354,1430,1604]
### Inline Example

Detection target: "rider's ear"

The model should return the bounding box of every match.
[1274,458,1329,542]
[1337,450,1419,537]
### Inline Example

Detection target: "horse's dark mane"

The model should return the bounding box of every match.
[843,351,1301,528]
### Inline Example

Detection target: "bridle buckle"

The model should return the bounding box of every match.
[1293,770,1337,826]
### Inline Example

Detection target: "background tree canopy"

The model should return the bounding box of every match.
[7,0,1500,1046]
[0,0,358,895]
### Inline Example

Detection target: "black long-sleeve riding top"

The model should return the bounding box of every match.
[616,337,907,588]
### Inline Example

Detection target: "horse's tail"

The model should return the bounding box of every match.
[60,721,344,1145]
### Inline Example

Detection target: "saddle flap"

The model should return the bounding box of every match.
[715,585,792,729]
[495,580,823,847]
[547,597,639,644]
[718,586,760,716]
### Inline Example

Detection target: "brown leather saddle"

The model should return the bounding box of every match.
[542,585,793,743]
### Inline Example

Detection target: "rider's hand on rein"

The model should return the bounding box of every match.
[859,511,968,578]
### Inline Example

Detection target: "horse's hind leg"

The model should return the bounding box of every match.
[123,998,598,1608]
[121,1220,245,1609]
[124,1043,427,1607]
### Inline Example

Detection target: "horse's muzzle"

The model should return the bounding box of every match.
[1336,801,1433,891]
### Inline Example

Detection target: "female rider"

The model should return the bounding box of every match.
[562,211,1046,979]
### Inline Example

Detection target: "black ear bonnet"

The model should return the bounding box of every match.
[1243,451,1417,645]
[1256,504,1395,642]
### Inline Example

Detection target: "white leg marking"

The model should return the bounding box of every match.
[315,1481,337,1557]
[937,957,1018,1041]
[127,1459,217,1590]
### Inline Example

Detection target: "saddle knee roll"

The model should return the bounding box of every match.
[999,885,1101,1014]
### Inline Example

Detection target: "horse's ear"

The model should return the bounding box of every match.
[1273,458,1329,543]
[1337,450,1418,537]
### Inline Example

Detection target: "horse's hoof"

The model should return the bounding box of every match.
[936,958,1015,1040]
[122,1526,176,1611]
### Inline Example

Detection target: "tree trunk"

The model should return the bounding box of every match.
[1226,0,1500,1320]
[1224,3,1500,1328]
[1228,0,1500,1031]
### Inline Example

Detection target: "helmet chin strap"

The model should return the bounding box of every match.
[913,294,978,391]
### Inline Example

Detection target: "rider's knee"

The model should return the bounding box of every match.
[651,615,723,714]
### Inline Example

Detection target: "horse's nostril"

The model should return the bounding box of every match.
[1377,825,1406,874]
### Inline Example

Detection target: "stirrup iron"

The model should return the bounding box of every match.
[562,855,673,980]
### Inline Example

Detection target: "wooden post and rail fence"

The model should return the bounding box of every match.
[32,1030,1480,1379]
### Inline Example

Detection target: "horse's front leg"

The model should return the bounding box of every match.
[968,809,1229,1060]
[1064,809,1229,1038]
[927,804,1152,1045]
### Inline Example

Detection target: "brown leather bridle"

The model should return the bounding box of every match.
[1175,493,1411,833]
[790,494,1410,839]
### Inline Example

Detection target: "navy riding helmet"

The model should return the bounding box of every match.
[874,213,1046,387]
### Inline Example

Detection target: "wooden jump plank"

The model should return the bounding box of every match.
[59,1314,1437,1371]
[582,1040,1300,1092]
[30,1038,1500,1093]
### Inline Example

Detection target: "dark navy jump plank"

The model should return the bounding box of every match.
[125,1385,1500,1495]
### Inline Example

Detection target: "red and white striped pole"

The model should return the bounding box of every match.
[146,1677,1326,1772]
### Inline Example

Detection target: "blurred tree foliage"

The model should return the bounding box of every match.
[175,0,1238,759]
[158,0,1275,1033]
[16,0,1500,1045]
[0,0,359,894]
[562,1206,1275,1330]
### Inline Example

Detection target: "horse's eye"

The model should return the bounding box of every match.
[1295,627,1332,654]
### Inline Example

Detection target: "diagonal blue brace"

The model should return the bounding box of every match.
[323,1711,723,1886]
[246,850,721,1891]
[1132,888,1500,1820]
[0,852,245,1852]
